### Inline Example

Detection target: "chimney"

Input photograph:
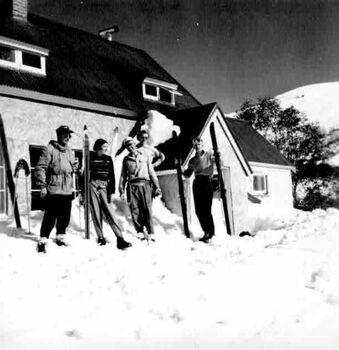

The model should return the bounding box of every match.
[12,0,28,22]
[0,0,28,22]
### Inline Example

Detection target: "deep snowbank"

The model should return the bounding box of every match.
[1,200,339,349]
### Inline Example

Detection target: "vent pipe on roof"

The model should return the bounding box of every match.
[98,25,119,41]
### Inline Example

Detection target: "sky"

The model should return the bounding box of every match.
[29,0,339,113]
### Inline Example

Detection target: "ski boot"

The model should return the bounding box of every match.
[199,232,213,243]
[55,234,69,247]
[117,238,132,250]
[36,238,47,253]
[97,236,107,246]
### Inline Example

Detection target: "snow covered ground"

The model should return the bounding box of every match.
[1,198,339,349]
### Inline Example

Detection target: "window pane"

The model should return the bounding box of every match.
[253,175,265,191]
[159,88,172,103]
[22,51,41,68]
[0,45,15,62]
[0,167,5,189]
[0,192,5,213]
[0,146,4,165]
[145,84,157,97]
[29,145,45,166]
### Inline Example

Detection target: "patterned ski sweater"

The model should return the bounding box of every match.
[80,152,116,196]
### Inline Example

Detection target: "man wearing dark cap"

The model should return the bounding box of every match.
[35,125,77,253]
[183,137,216,243]
[119,137,161,241]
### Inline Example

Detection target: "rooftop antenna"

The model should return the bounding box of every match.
[98,25,120,41]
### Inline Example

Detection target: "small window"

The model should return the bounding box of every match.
[0,36,48,75]
[159,88,172,103]
[145,84,157,97]
[22,51,42,69]
[142,77,181,106]
[252,174,268,195]
[0,44,15,63]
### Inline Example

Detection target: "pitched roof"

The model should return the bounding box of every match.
[0,15,200,117]
[224,117,292,167]
[157,103,217,170]
[157,104,292,171]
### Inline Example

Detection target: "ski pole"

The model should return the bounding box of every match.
[25,176,31,233]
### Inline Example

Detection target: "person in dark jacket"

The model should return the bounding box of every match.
[35,125,77,253]
[183,137,215,243]
[81,138,131,249]
[119,137,161,241]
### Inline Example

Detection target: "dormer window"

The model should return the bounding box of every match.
[0,36,49,76]
[142,77,182,106]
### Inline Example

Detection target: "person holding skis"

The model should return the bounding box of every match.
[119,137,161,241]
[35,125,77,253]
[183,137,215,243]
[136,129,165,169]
[79,138,131,250]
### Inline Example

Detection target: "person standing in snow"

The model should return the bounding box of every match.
[79,138,131,250]
[183,137,215,243]
[119,137,161,241]
[35,125,77,253]
[136,130,165,169]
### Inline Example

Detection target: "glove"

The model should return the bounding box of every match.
[78,193,84,206]
[40,187,47,199]
[154,187,162,197]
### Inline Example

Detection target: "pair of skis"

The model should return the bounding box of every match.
[0,114,32,233]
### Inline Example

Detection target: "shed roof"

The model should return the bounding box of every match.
[224,117,292,167]
[157,104,292,171]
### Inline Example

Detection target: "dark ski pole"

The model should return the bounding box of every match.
[172,131,190,238]
[0,114,21,228]
[83,125,90,239]
[210,122,232,236]
[14,159,31,233]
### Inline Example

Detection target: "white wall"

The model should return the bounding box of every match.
[249,163,294,211]
[0,96,135,214]
[182,110,251,236]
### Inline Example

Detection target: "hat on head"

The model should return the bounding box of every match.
[137,129,149,141]
[123,136,135,147]
[93,138,108,152]
[56,125,74,135]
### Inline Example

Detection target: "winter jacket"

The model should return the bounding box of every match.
[119,149,160,193]
[35,141,75,195]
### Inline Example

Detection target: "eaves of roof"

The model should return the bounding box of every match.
[224,117,292,167]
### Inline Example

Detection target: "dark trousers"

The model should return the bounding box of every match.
[193,176,215,236]
[40,194,73,238]
[127,180,154,234]
[89,181,123,240]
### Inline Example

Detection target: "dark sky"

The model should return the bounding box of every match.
[30,0,339,113]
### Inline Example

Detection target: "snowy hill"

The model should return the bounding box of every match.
[276,82,339,131]
[1,198,339,349]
